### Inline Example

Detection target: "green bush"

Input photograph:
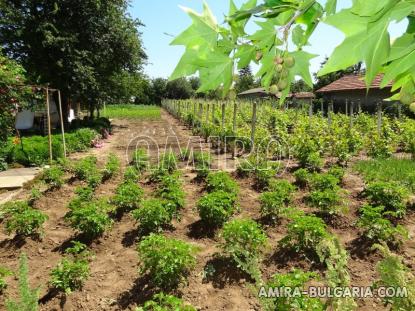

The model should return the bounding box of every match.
[260,180,295,220]
[253,165,276,190]
[206,172,239,196]
[220,219,267,279]
[132,149,149,172]
[357,205,408,245]
[155,173,185,213]
[193,151,211,180]
[197,191,236,227]
[42,166,65,189]
[112,181,144,212]
[2,201,48,237]
[309,173,340,191]
[137,293,196,311]
[159,152,178,173]
[132,199,172,233]
[65,200,113,238]
[364,182,409,218]
[307,189,344,215]
[65,128,97,152]
[50,242,90,294]
[103,153,120,180]
[280,214,330,256]
[68,186,95,211]
[124,166,140,183]
[5,254,39,311]
[327,165,345,182]
[74,156,103,188]
[264,269,324,311]
[137,234,198,289]
[293,168,310,188]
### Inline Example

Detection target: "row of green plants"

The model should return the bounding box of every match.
[167,100,415,168]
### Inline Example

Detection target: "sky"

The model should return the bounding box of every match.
[128,0,408,80]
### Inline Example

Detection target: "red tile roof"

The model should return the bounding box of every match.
[293,92,315,99]
[316,74,392,93]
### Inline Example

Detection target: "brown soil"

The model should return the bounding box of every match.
[0,110,414,310]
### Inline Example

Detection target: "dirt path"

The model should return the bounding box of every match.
[1,109,414,311]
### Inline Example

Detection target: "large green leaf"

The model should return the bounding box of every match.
[351,0,390,17]
[249,19,279,49]
[170,48,200,81]
[325,0,337,16]
[290,50,318,87]
[381,50,415,87]
[235,44,256,69]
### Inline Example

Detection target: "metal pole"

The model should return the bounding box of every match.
[46,87,53,164]
[57,90,67,158]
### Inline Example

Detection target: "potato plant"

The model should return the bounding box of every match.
[124,166,140,183]
[220,219,267,280]
[0,266,12,294]
[1,201,48,237]
[155,172,185,213]
[357,205,408,246]
[206,172,239,196]
[260,180,296,221]
[50,242,90,294]
[197,191,236,227]
[65,199,113,238]
[74,156,103,188]
[193,151,211,180]
[137,234,198,289]
[137,293,196,311]
[42,166,65,189]
[103,153,120,180]
[132,148,149,172]
[112,181,144,212]
[132,199,172,234]
[263,269,324,311]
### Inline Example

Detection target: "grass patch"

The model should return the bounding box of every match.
[354,159,415,193]
[103,104,160,119]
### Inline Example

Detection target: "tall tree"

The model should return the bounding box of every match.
[0,0,146,119]
[235,66,256,93]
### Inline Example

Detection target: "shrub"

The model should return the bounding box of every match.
[2,201,48,237]
[293,168,310,188]
[5,254,39,311]
[137,234,198,289]
[220,219,267,279]
[280,214,330,256]
[68,186,95,211]
[206,172,239,196]
[307,189,344,215]
[132,149,149,172]
[155,173,185,212]
[42,166,65,189]
[132,199,172,233]
[260,180,295,220]
[65,200,113,238]
[50,242,90,294]
[309,173,340,191]
[364,182,409,218]
[66,128,97,152]
[373,244,415,311]
[123,166,140,183]
[112,181,144,212]
[74,156,102,188]
[264,269,324,311]
[357,205,408,245]
[137,293,196,311]
[0,266,12,293]
[103,153,120,180]
[197,191,236,227]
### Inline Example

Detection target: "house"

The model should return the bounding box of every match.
[315,74,398,113]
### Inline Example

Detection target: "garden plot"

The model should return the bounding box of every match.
[0,109,414,311]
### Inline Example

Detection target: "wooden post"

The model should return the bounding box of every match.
[397,102,402,119]
[320,99,324,117]
[251,100,257,149]
[309,99,313,118]
[345,99,348,115]
[199,102,203,121]
[221,101,225,131]
[193,102,196,127]
[205,102,209,123]
[57,90,67,158]
[349,101,354,128]
[357,100,362,113]
[377,101,382,135]
[328,101,333,126]
[46,87,53,164]
[232,101,237,133]
[212,101,215,123]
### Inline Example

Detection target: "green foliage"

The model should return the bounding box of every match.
[260,180,295,221]
[132,199,172,234]
[2,201,48,237]
[327,165,345,182]
[74,156,103,188]
[103,153,120,180]
[253,165,277,190]
[160,152,178,173]
[307,189,344,215]
[364,182,409,218]
[137,234,199,289]
[136,293,196,311]
[0,266,12,293]
[220,219,267,280]
[197,191,236,227]
[112,181,144,212]
[357,205,408,246]
[42,166,65,189]
[50,242,90,294]
[264,269,324,311]
[124,166,140,183]
[132,149,149,172]
[236,159,254,178]
[65,200,113,238]
[5,254,39,311]
[280,214,330,257]
[293,168,310,188]
[373,244,415,311]
[193,151,211,180]
[206,172,239,196]
[103,105,161,120]
[155,173,185,213]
